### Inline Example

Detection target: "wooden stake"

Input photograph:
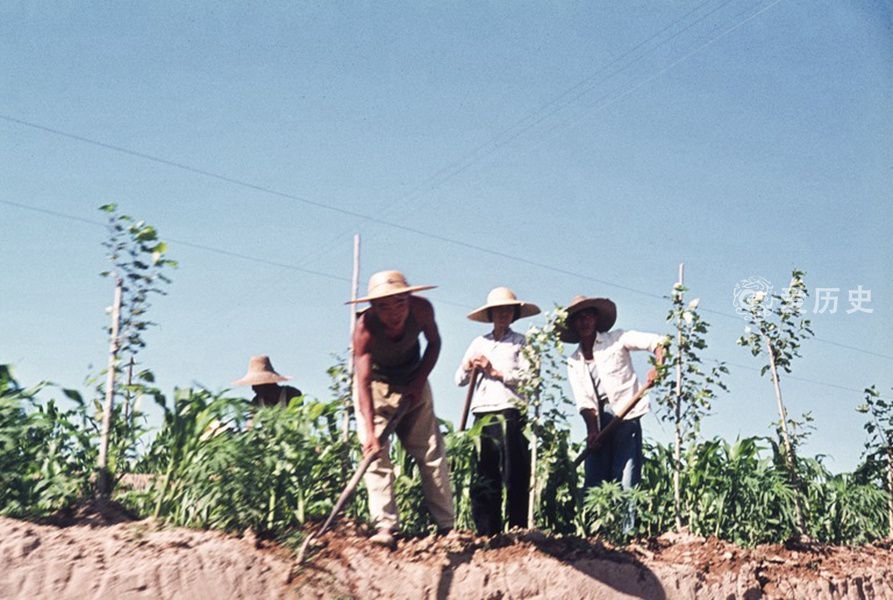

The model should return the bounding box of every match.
[344,234,361,441]
[673,262,684,532]
[123,355,135,431]
[527,395,540,529]
[96,276,123,497]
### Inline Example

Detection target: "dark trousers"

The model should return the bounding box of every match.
[583,414,643,489]
[472,408,530,535]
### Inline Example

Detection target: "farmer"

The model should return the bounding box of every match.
[455,287,538,535]
[232,355,302,407]
[349,269,454,548]
[560,296,666,514]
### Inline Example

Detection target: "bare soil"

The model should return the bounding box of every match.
[2,509,891,599]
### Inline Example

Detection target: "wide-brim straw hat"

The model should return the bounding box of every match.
[346,270,436,304]
[232,355,292,387]
[559,295,617,343]
[467,286,541,323]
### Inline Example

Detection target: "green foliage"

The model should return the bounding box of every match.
[126,388,354,536]
[95,205,176,492]
[99,204,176,359]
[857,385,893,477]
[581,481,647,545]
[736,269,814,533]
[654,285,728,443]
[580,437,888,546]
[0,366,95,517]
[737,270,814,376]
[518,307,576,531]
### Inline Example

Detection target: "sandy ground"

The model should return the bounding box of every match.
[3,508,892,600]
[0,516,294,600]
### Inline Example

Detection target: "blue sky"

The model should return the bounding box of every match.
[2,1,891,471]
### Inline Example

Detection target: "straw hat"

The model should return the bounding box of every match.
[232,355,292,387]
[346,270,436,304]
[559,295,617,343]
[467,287,541,323]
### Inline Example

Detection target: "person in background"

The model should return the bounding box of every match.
[232,355,302,407]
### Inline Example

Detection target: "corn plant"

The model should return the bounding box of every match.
[0,366,96,516]
[128,388,355,537]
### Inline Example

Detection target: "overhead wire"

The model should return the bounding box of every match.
[4,196,891,405]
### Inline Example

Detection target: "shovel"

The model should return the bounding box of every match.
[573,383,653,467]
[295,398,411,564]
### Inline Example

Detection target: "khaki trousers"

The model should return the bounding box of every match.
[355,380,455,533]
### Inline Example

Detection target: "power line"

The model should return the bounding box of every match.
[0,199,350,283]
[3,114,890,361]
[705,358,893,401]
[3,200,890,398]
[0,199,475,310]
[460,0,787,176]
[295,0,747,271]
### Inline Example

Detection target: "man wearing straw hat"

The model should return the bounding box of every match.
[349,269,454,548]
[232,355,302,407]
[561,296,666,502]
[455,286,539,535]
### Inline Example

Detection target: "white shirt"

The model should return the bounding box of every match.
[455,328,530,413]
[567,328,666,421]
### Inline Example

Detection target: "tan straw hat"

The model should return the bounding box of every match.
[232,355,292,387]
[467,286,541,323]
[559,295,617,343]
[346,270,436,304]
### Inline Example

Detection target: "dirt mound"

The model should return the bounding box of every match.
[294,524,893,599]
[40,497,140,527]
[0,517,293,599]
[2,515,891,599]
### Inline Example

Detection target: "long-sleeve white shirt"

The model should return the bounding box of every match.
[567,328,666,420]
[455,328,530,414]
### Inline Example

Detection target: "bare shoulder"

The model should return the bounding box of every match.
[353,311,373,350]
[410,295,435,323]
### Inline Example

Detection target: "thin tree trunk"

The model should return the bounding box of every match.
[673,263,684,532]
[344,233,360,442]
[765,335,807,534]
[124,355,135,431]
[96,277,123,497]
[887,447,893,540]
[528,399,540,529]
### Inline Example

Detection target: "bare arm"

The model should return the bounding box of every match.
[408,296,441,392]
[645,344,667,387]
[352,315,380,457]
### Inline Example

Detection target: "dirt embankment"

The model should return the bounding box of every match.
[0,513,293,600]
[2,509,891,600]
[296,525,893,600]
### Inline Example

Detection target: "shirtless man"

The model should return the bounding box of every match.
[349,270,455,547]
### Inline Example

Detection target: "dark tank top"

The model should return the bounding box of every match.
[364,309,422,385]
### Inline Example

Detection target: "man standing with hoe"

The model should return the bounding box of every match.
[561,295,666,530]
[349,270,455,548]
